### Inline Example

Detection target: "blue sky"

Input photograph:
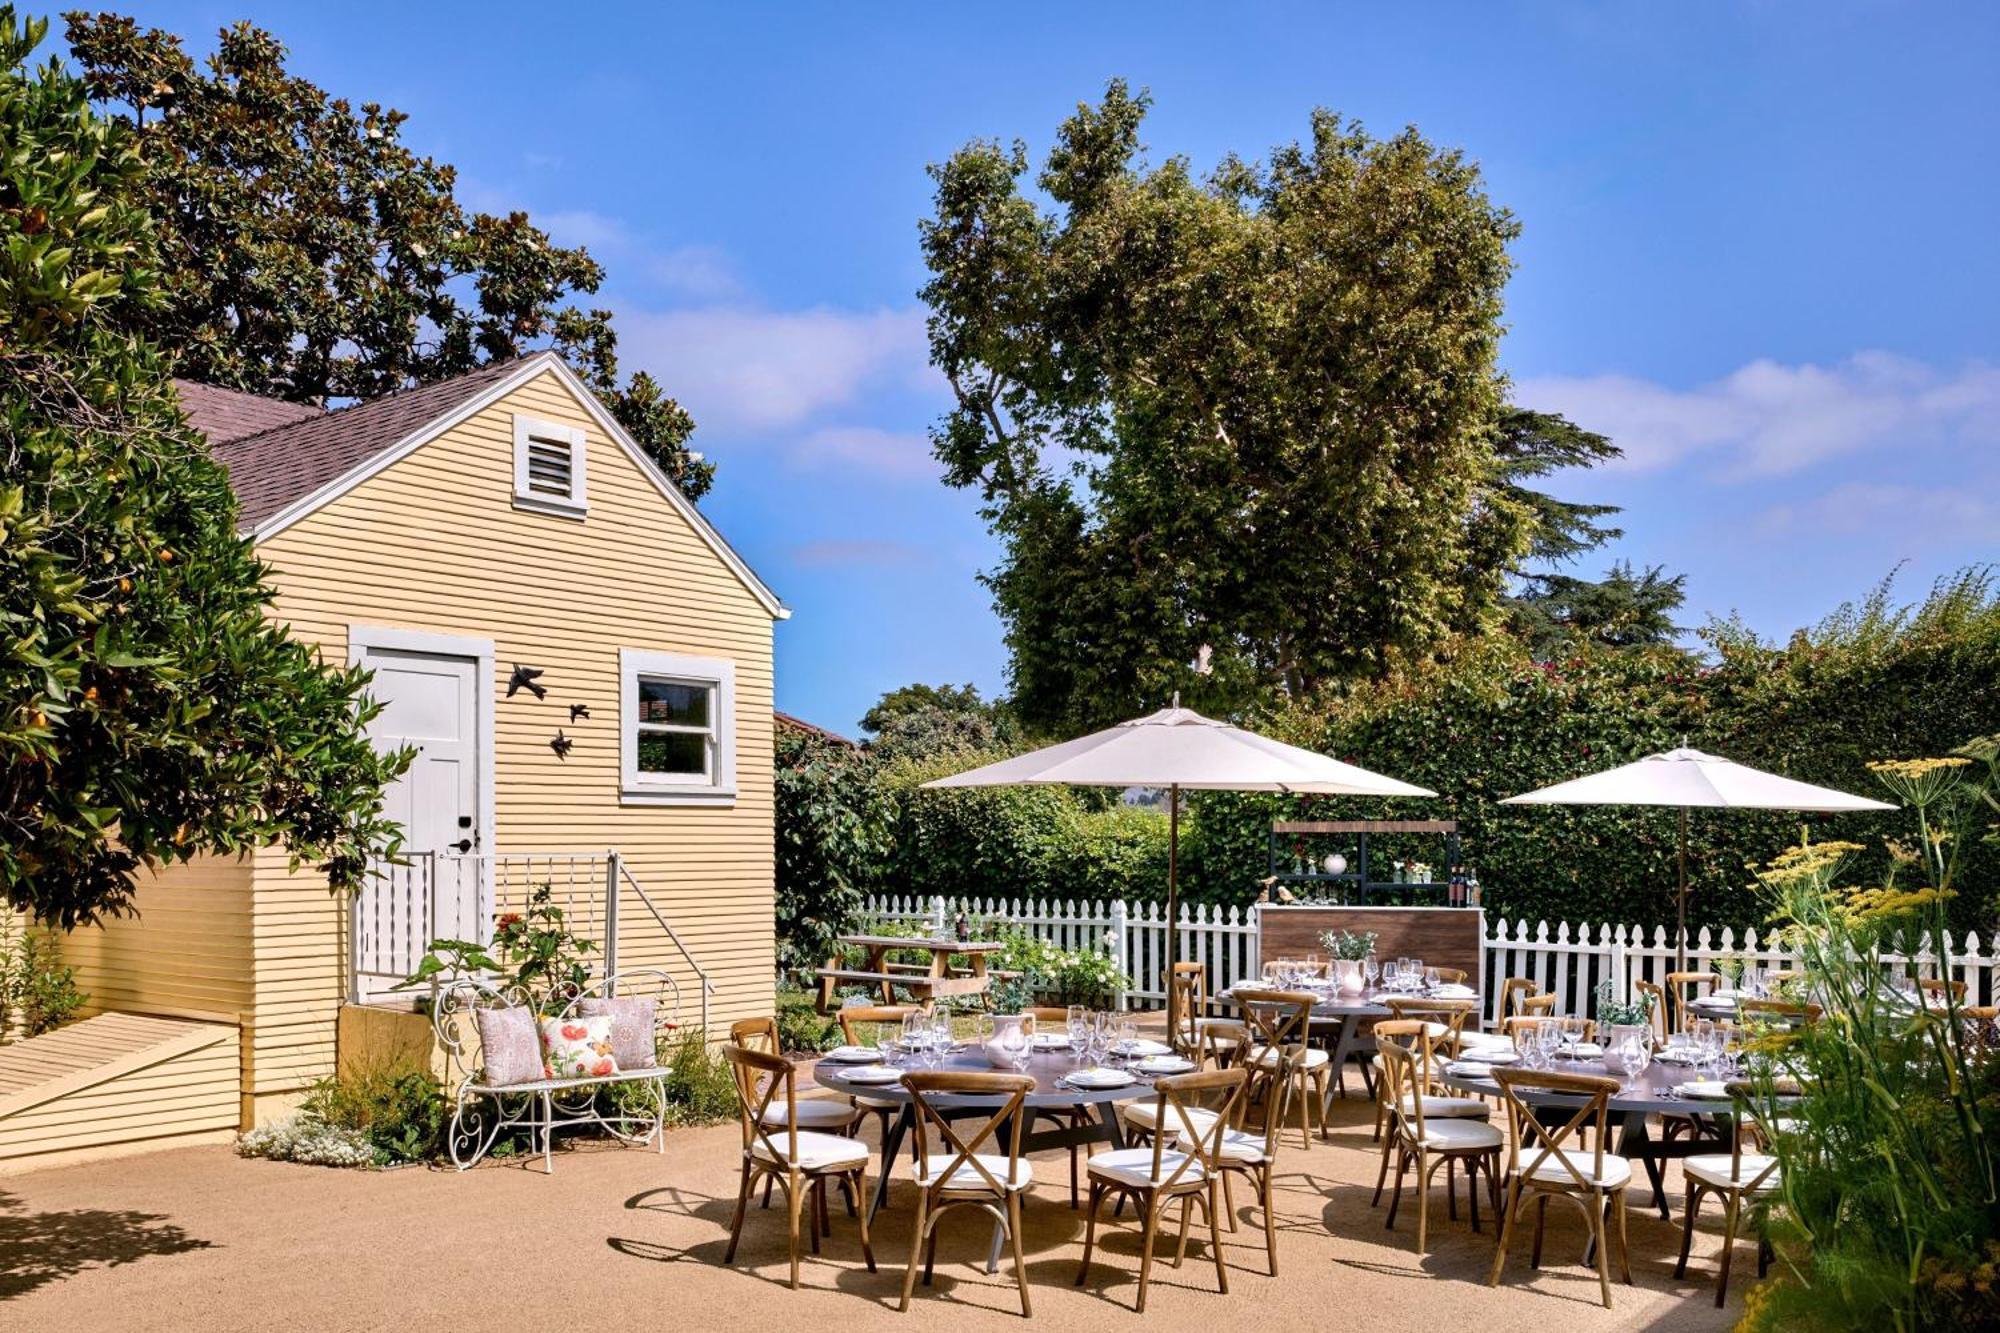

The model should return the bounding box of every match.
[100,3,2000,733]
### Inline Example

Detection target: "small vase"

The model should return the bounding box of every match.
[983,1013,1032,1069]
[1331,959,1364,994]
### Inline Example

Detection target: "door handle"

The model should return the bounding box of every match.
[451,838,473,853]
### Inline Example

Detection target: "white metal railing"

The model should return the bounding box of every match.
[860,893,2000,1023]
[353,851,714,1030]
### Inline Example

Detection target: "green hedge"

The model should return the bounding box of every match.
[774,571,1999,964]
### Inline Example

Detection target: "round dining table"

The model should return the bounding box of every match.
[1213,983,1484,1116]
[814,1044,1166,1224]
[1436,1054,1773,1218]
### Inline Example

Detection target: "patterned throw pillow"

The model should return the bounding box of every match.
[539,1014,619,1080]
[474,1005,542,1086]
[576,996,660,1071]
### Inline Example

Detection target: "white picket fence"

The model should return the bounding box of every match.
[863,894,1258,1009]
[862,894,2000,1025]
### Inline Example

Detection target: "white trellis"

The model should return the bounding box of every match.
[860,893,2000,1021]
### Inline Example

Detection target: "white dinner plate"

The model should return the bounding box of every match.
[1446,1062,1495,1079]
[1479,1049,1522,1064]
[1110,1038,1172,1057]
[1432,984,1476,999]
[819,1046,883,1063]
[1564,1042,1605,1059]
[1030,1033,1070,1050]
[1067,1067,1135,1089]
[1675,1080,1733,1099]
[1135,1055,1196,1075]
[839,1065,904,1085]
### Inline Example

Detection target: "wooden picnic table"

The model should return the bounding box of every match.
[815,933,1005,1012]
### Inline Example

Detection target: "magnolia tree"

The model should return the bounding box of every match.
[0,9,406,927]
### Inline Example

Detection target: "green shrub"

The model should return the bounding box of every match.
[0,917,87,1040]
[775,988,837,1054]
[657,1031,739,1126]
[1739,743,1999,1330]
[300,1063,446,1165]
[776,730,894,980]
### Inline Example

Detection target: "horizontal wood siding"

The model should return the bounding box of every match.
[0,1014,241,1168]
[57,855,253,1026]
[249,369,777,1105]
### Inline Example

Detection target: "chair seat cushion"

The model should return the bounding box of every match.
[750,1129,869,1172]
[1123,1102,1220,1136]
[1247,1044,1330,1072]
[1525,1152,1632,1190]
[1455,1031,1514,1054]
[1684,1153,1780,1192]
[852,1094,901,1111]
[1216,1129,1273,1164]
[760,1099,862,1129]
[915,1153,1033,1193]
[1399,1094,1491,1120]
[1401,1118,1504,1151]
[1087,1146,1206,1188]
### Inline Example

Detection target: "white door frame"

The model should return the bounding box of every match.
[347,624,496,1001]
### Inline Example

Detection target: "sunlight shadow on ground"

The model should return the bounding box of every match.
[0,1189,213,1300]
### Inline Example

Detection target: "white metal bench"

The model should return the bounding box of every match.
[432,968,683,1172]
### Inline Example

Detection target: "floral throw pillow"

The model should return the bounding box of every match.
[474,1005,542,1086]
[539,1014,619,1080]
[576,996,660,1072]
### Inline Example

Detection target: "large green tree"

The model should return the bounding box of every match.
[59,11,714,501]
[921,83,1614,731]
[1,8,406,927]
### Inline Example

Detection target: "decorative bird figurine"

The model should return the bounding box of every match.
[1275,885,1298,905]
[549,729,573,760]
[568,703,590,723]
[507,664,546,700]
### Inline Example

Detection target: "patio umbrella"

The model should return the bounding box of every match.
[1499,747,1892,969]
[923,700,1434,1036]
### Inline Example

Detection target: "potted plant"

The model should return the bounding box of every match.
[1318,929,1377,993]
[1594,979,1656,1051]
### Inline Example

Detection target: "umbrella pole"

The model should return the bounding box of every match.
[1165,783,1180,1039]
[1677,806,1689,973]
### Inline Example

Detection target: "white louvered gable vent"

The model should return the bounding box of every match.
[512,415,588,517]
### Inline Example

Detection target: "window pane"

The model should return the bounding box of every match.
[637,730,708,778]
[638,678,710,727]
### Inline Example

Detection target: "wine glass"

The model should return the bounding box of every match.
[1423,966,1441,992]
[1067,1008,1089,1055]
[900,1011,925,1055]
[931,1011,954,1065]
[1362,955,1381,992]
[1536,1019,1561,1066]
[1514,1024,1539,1069]
[999,1021,1029,1073]
[1117,1018,1139,1064]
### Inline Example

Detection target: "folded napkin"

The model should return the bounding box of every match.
[1432,983,1476,999]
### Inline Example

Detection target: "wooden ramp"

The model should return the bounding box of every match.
[0,1012,240,1173]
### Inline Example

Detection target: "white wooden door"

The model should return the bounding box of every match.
[355,648,483,997]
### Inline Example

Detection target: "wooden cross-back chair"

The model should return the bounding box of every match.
[1633,978,1668,1044]
[899,1070,1037,1317]
[1919,976,1968,1001]
[720,1043,875,1289]
[1374,1037,1503,1253]
[1515,992,1558,1020]
[1371,1000,1484,1142]
[1674,1080,1782,1308]
[1487,1067,1633,1310]
[1168,961,1242,1062]
[1428,966,1470,985]
[1231,988,1329,1148]
[1078,1067,1247,1313]
[1664,971,1718,1033]
[1499,977,1541,1018]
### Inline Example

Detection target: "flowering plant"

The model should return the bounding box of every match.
[1317,928,1378,961]
[402,882,598,1013]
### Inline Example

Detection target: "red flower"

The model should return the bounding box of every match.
[561,1023,588,1041]
[591,1058,615,1077]
[497,913,523,929]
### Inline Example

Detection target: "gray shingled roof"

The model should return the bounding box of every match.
[198,357,537,529]
[174,379,322,444]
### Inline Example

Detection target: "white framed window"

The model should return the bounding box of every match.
[512,414,588,517]
[619,648,736,805]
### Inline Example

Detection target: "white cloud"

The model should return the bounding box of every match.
[791,425,938,478]
[1758,482,2000,545]
[1515,352,2000,476]
[790,539,934,568]
[614,305,935,432]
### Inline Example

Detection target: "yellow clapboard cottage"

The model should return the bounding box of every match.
[0,353,784,1170]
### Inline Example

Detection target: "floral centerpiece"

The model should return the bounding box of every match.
[1593,978,1654,1028]
[1318,928,1378,961]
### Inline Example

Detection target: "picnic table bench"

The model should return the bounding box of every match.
[816,933,1004,1012]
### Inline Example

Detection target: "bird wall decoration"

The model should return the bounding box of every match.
[568,703,590,722]
[549,729,573,760]
[506,664,546,699]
